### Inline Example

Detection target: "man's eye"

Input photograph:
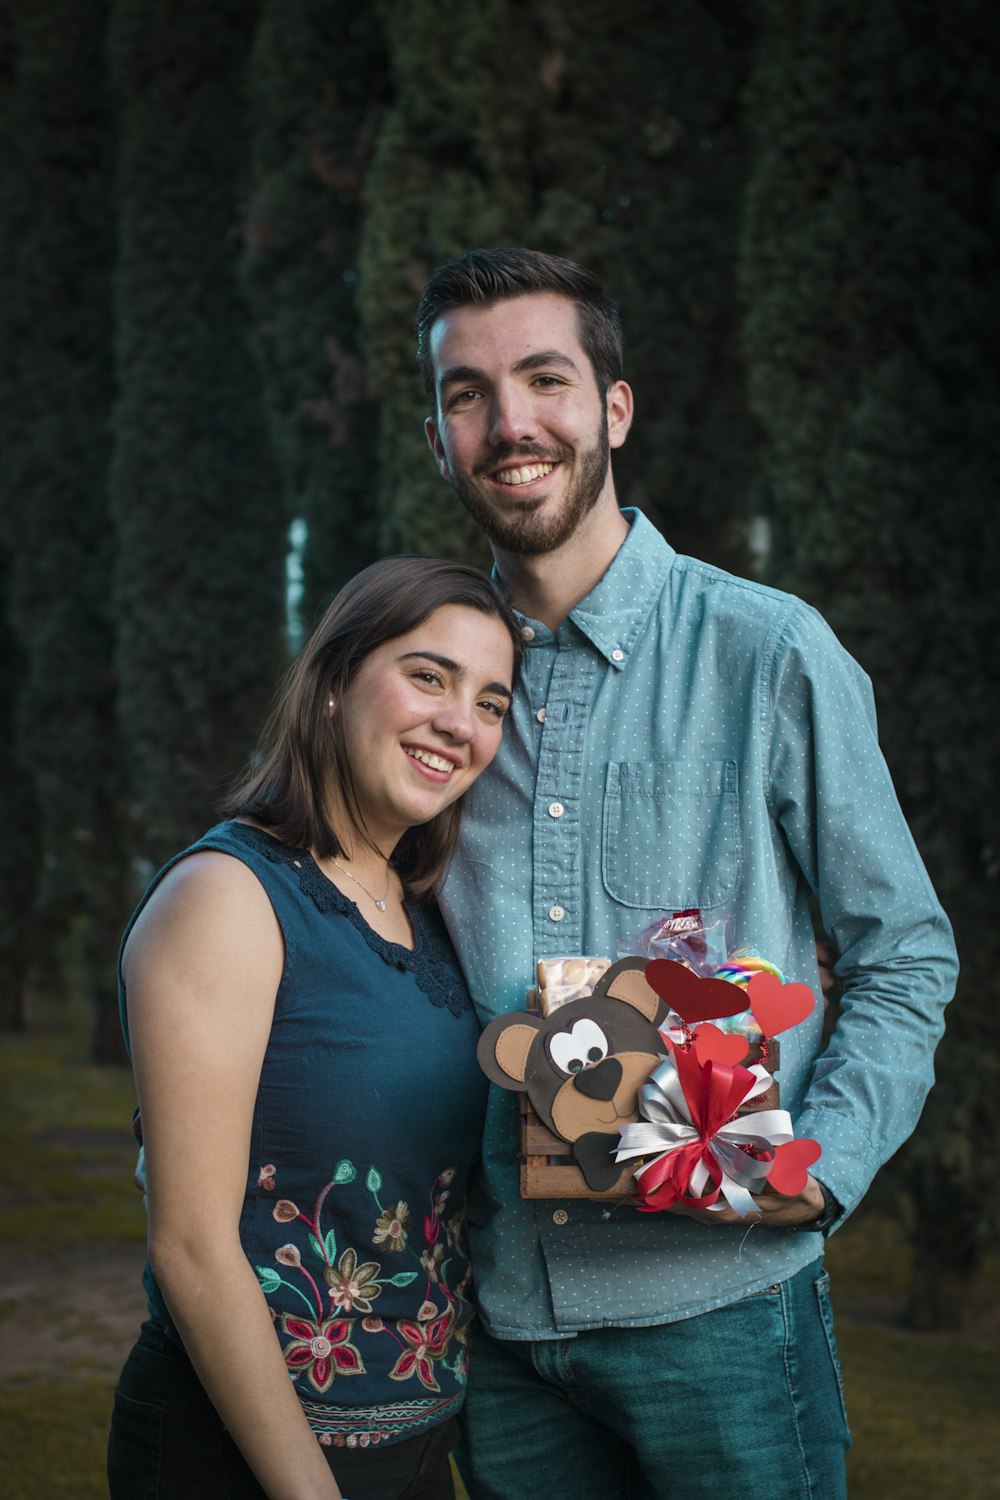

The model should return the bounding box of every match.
[448,389,480,408]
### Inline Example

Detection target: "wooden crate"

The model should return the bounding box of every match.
[518,1037,780,1200]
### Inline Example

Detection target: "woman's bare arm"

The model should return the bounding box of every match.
[125,851,343,1500]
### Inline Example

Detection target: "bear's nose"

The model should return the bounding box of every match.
[572,1057,622,1101]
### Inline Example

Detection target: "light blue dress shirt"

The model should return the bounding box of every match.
[439,509,956,1339]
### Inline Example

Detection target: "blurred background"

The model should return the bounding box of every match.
[1,0,998,1494]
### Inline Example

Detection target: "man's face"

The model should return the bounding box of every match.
[425,293,632,557]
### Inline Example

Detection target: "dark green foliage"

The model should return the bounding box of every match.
[0,0,129,1053]
[0,551,39,1031]
[109,0,287,863]
[525,0,761,571]
[357,0,532,564]
[241,0,388,627]
[360,0,758,573]
[742,0,1000,1320]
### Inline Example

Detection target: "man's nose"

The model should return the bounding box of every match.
[488,385,538,446]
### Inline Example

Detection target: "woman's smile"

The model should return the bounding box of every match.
[336,604,514,849]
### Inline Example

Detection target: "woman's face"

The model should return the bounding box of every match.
[336,603,516,850]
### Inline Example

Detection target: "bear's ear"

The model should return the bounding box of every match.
[477,1015,540,1091]
[596,957,663,1022]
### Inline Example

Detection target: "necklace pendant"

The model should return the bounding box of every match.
[375,898,388,912]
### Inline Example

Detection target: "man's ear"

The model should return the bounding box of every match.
[477,1015,540,1091]
[606,379,634,451]
[425,415,449,478]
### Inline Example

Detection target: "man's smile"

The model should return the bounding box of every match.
[492,462,557,487]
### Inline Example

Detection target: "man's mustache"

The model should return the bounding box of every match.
[473,442,568,476]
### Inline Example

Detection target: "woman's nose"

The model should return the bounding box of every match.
[432,697,474,742]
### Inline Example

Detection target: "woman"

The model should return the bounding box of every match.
[107,557,522,1500]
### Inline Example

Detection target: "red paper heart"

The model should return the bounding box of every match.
[645,961,748,1024]
[767,1138,822,1196]
[691,1024,750,1068]
[747,971,815,1036]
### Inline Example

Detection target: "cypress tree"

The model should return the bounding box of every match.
[0,549,39,1032]
[525,0,761,572]
[358,0,534,564]
[109,0,287,865]
[241,0,388,628]
[742,0,1000,1324]
[0,0,127,1057]
[360,0,758,573]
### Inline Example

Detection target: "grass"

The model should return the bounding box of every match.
[838,1324,1000,1497]
[1,1008,997,1498]
[0,1022,145,1250]
[0,1377,113,1500]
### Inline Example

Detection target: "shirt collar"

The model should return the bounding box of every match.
[500,509,674,667]
[566,508,674,666]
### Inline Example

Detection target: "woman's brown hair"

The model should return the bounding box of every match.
[224,556,523,898]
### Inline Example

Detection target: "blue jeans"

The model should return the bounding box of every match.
[457,1259,849,1500]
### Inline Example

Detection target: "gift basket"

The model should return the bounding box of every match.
[477,910,821,1213]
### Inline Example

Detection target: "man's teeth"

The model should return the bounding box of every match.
[406,748,454,773]
[494,462,555,486]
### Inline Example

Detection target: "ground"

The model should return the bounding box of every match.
[1,1019,998,1499]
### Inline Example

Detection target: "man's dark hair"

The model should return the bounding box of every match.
[416,247,623,408]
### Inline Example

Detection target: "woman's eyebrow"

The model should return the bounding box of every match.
[398,651,512,700]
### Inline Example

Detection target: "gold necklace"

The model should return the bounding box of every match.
[330,856,391,912]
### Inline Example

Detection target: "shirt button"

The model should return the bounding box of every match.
[547,802,565,819]
[611,648,624,662]
[552,1209,569,1226]
[521,625,536,642]
[548,905,566,923]
[536,706,547,723]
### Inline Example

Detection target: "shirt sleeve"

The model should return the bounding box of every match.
[765,601,958,1222]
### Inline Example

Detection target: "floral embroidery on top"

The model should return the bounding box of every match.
[373,1202,410,1252]
[255,1159,471,1398]
[324,1249,382,1314]
[281,1313,366,1393]
[389,1305,457,1392]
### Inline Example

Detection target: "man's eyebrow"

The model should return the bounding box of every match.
[398,651,513,700]
[512,350,582,378]
[437,350,582,391]
[437,364,486,392]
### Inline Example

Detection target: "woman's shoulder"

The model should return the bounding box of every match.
[123,832,283,971]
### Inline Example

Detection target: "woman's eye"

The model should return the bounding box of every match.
[413,668,444,687]
[479,698,507,720]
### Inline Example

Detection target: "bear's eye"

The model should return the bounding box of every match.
[548,1019,610,1077]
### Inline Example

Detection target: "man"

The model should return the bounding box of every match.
[419,248,956,1499]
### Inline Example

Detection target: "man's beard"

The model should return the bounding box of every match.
[445,423,610,557]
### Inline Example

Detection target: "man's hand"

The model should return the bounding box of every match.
[664,1174,826,1229]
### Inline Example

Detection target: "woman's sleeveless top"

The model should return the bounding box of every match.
[119,821,488,1451]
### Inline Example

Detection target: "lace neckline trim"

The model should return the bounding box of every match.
[218,822,471,1018]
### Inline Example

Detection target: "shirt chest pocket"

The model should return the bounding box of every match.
[601,759,741,911]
